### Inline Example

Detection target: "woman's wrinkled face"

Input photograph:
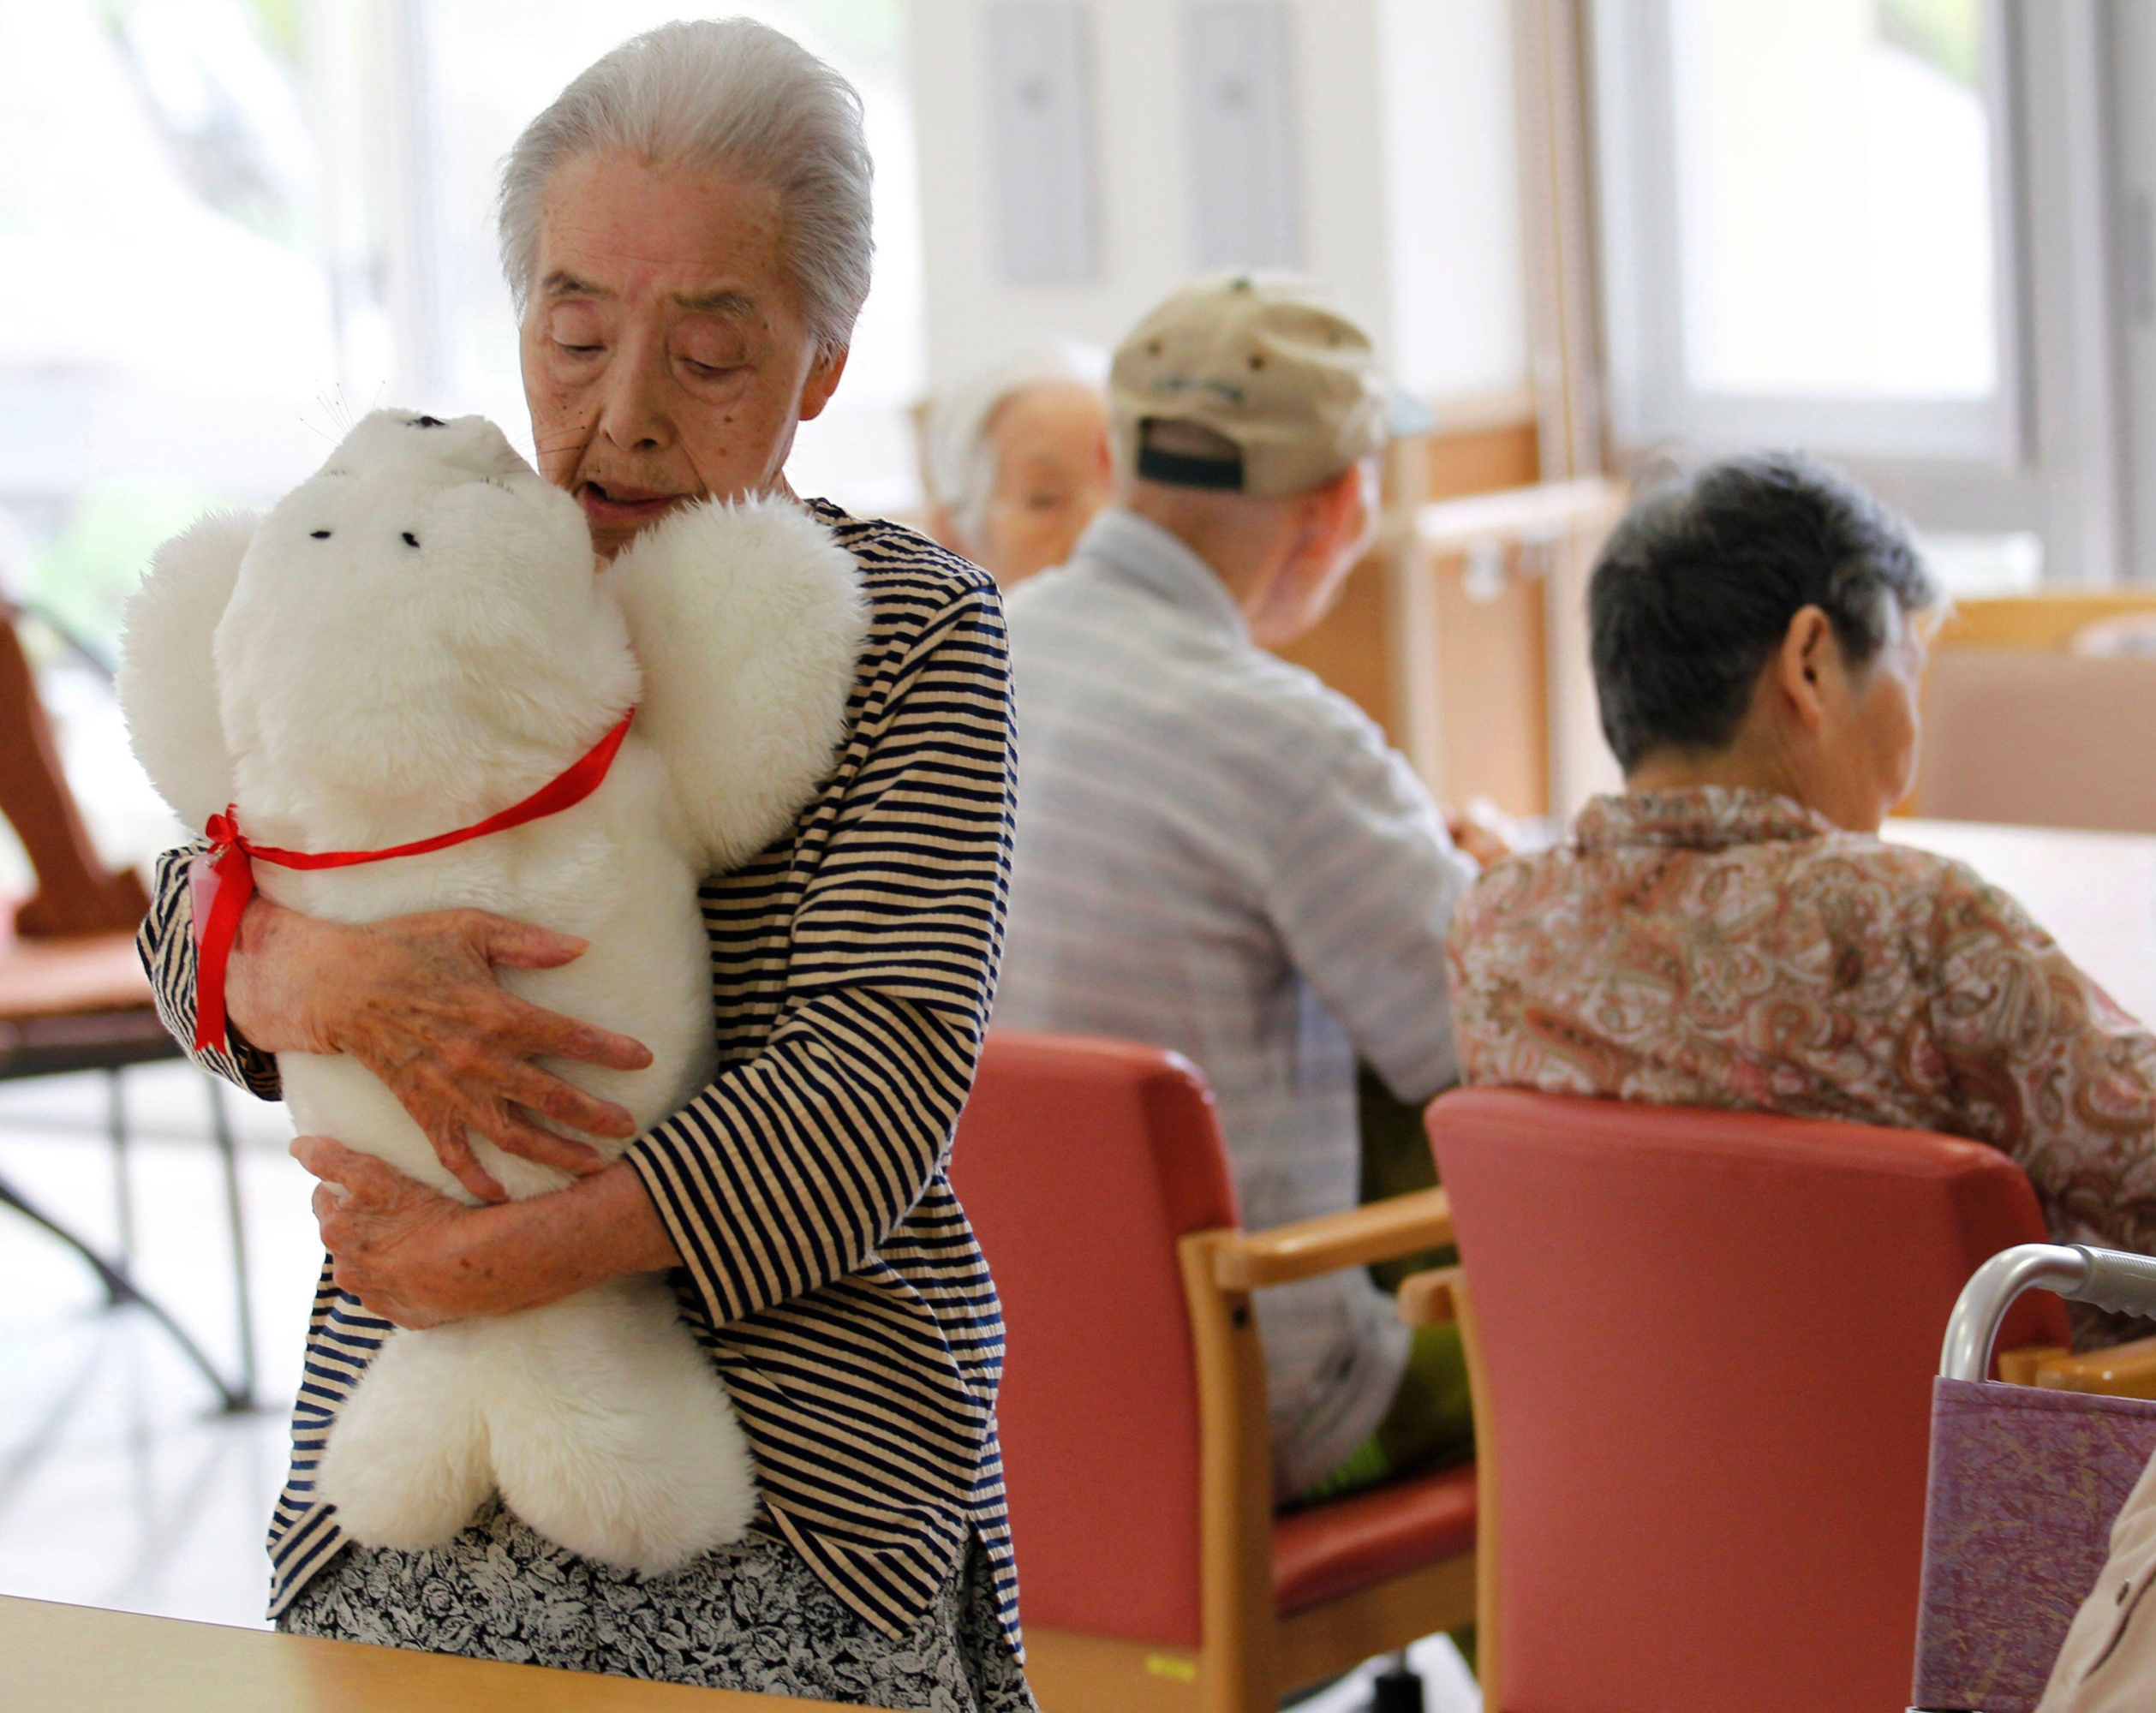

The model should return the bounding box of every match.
[521,152,847,559]
[973,381,1112,587]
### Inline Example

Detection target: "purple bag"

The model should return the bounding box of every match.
[1914,1244,2156,1712]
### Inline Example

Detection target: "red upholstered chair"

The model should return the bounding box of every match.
[951,1032,1476,1713]
[1424,1087,2069,1713]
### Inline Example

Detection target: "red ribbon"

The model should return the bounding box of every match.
[191,711,636,1053]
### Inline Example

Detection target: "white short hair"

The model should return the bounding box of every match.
[498,19,873,352]
[926,343,1107,548]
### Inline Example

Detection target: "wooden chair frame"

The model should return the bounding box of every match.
[2014,1337,2156,1399]
[1394,1266,1493,1698]
[1023,1188,1477,1713]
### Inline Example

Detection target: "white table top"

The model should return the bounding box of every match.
[1886,818,2156,1025]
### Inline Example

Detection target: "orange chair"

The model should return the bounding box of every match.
[1423,1087,2068,1713]
[951,1032,1475,1713]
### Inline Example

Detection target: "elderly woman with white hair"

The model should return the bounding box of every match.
[926,344,1111,588]
[133,21,1031,1707]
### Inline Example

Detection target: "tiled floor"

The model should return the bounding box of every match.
[0,1061,1481,1709]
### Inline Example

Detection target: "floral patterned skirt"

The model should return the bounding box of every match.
[278,1501,1036,1711]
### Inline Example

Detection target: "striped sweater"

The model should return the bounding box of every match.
[135,502,1021,1650]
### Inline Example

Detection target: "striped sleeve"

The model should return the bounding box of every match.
[629,583,1014,1328]
[136,842,285,1101]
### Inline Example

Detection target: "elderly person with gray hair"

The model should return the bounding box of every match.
[133,21,1030,1706]
[925,343,1111,588]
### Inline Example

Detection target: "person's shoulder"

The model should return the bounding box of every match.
[806,499,998,619]
[1780,827,2051,959]
[1851,833,2048,939]
[1792,827,1980,904]
[1003,561,1154,652]
[1214,645,1395,762]
[1004,561,1093,621]
[1455,842,1574,932]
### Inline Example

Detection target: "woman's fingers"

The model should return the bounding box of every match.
[415,1119,509,1204]
[417,1053,607,1177]
[499,991,653,1072]
[486,1106,608,1176]
[291,1132,394,1195]
[501,1059,634,1141]
[468,912,593,970]
[385,1043,610,1185]
[260,906,652,1172]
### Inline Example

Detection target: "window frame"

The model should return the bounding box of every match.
[1591,0,2026,465]
[1588,0,2129,583]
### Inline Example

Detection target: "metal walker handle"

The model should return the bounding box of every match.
[1941,1244,2156,1382]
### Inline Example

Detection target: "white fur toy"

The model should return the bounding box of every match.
[117,410,866,1574]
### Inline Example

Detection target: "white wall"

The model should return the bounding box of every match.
[1380,0,1526,402]
[905,0,1527,410]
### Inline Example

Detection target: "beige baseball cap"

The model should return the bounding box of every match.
[1109,273,1423,498]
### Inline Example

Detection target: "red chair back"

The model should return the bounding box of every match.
[1430,1087,2066,1713]
[951,1031,1239,1648]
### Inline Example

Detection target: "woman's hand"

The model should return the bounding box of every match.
[294,1135,681,1328]
[228,897,653,1202]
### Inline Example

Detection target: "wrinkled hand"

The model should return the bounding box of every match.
[293,1135,681,1328]
[295,1135,499,1328]
[227,899,653,1202]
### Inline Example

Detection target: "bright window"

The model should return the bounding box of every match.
[1,0,925,888]
[1596,0,2017,462]
[1673,0,1997,398]
[1,0,926,658]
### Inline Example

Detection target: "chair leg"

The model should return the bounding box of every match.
[206,1077,256,1411]
[105,1066,134,1297]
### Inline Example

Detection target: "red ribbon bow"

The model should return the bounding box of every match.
[191,710,636,1053]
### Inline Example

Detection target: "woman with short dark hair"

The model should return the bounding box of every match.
[1588,451,1936,785]
[1450,452,2156,1345]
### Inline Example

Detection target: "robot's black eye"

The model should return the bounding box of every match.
[401,531,420,548]
[310,529,331,540]
[412,415,446,428]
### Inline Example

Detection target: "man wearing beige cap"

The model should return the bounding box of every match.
[995,275,1478,1507]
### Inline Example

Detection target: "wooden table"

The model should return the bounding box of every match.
[0,1596,888,1713]
[1887,818,2156,1024]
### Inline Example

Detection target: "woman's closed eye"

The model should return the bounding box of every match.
[677,352,749,383]
[544,301,608,361]
[674,327,751,379]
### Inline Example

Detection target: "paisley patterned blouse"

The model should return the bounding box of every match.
[1449,788,2156,1285]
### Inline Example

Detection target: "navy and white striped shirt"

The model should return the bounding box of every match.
[137,503,1021,1650]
